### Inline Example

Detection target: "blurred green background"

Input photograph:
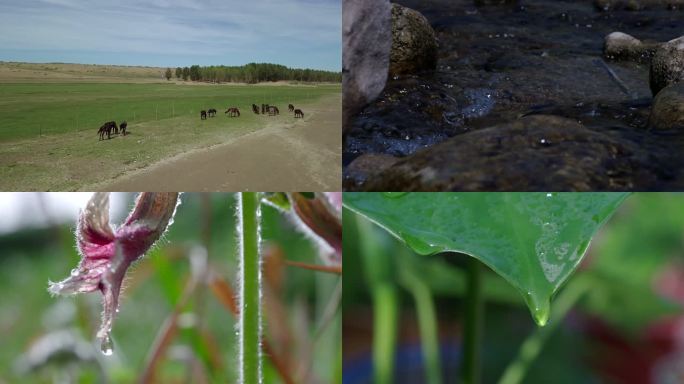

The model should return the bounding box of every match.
[0,193,341,383]
[343,193,684,384]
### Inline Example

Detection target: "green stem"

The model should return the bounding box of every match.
[399,263,442,384]
[498,276,591,384]
[373,284,398,384]
[238,192,261,384]
[461,258,483,384]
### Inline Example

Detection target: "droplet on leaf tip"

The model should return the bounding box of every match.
[100,333,114,356]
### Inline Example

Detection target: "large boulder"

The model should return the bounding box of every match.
[649,83,684,130]
[343,0,392,135]
[389,4,438,77]
[650,36,684,96]
[358,115,652,191]
[343,153,399,190]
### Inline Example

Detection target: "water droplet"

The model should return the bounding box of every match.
[101,333,114,356]
[546,193,553,197]
[70,268,80,277]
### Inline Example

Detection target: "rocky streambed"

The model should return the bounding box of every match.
[344,0,684,191]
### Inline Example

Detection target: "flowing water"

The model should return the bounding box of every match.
[344,0,684,190]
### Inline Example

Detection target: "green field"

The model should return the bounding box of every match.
[0,82,339,141]
[0,81,340,190]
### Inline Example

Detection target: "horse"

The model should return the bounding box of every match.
[208,108,217,117]
[268,106,280,116]
[225,107,240,117]
[261,104,270,114]
[120,121,128,136]
[294,109,304,118]
[252,104,260,114]
[201,110,207,120]
[288,104,295,112]
[98,121,117,140]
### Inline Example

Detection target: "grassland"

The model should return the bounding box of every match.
[0,63,341,190]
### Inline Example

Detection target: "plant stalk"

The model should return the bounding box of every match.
[373,283,399,384]
[462,257,483,384]
[238,192,262,384]
[498,276,591,384]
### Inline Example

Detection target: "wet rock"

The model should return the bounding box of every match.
[343,0,392,135]
[604,32,659,62]
[595,0,684,10]
[650,36,684,96]
[358,115,653,191]
[474,0,519,5]
[343,153,399,190]
[649,83,684,130]
[390,4,438,76]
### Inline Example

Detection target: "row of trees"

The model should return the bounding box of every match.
[163,63,341,83]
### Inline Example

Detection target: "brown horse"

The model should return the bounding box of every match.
[225,107,240,117]
[120,121,128,136]
[261,104,270,114]
[268,106,280,116]
[294,109,304,118]
[201,110,207,120]
[98,121,118,140]
[208,108,217,117]
[288,104,295,112]
[252,104,260,114]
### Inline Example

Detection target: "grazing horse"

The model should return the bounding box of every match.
[120,121,128,136]
[288,104,295,112]
[252,104,260,114]
[261,104,270,114]
[225,107,240,117]
[208,108,217,117]
[98,121,118,140]
[201,110,207,120]
[268,106,280,116]
[294,109,304,118]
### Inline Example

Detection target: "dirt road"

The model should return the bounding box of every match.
[98,94,341,191]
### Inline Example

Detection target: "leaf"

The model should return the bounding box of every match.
[344,192,629,325]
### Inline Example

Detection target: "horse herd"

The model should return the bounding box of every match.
[98,103,304,141]
[201,103,304,120]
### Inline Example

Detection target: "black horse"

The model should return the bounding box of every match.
[252,104,260,114]
[288,104,295,112]
[208,108,217,117]
[294,109,304,118]
[268,106,279,116]
[261,104,270,114]
[201,110,207,120]
[98,121,118,140]
[120,121,128,136]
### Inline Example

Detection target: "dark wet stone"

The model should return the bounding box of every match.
[358,116,661,191]
[343,153,400,190]
[649,83,684,130]
[604,32,659,62]
[343,0,392,135]
[390,4,439,76]
[595,0,684,11]
[650,36,684,96]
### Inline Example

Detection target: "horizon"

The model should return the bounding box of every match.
[0,0,341,72]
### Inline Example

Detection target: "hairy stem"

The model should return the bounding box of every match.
[461,258,483,384]
[498,276,591,384]
[238,192,262,384]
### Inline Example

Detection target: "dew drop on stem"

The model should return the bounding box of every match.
[101,332,114,356]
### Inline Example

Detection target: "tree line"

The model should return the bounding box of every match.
[164,63,341,83]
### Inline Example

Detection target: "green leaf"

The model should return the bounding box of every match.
[344,192,629,325]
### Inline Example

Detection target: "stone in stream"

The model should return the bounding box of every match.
[343,153,400,190]
[389,4,438,77]
[343,0,392,135]
[604,32,659,62]
[650,36,684,96]
[649,83,684,130]
[357,115,653,191]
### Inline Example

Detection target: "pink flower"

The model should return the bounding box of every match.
[48,192,180,352]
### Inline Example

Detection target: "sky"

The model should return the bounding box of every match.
[0,0,341,71]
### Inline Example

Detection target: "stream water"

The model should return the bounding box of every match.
[344,0,684,190]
